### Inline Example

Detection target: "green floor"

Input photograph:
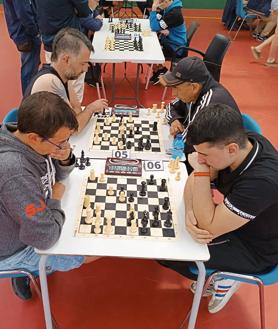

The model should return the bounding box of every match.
[183,0,226,9]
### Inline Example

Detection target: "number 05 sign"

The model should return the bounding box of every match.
[143,160,164,171]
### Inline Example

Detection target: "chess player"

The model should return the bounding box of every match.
[0,92,99,300]
[25,28,108,133]
[160,56,240,172]
[159,103,278,313]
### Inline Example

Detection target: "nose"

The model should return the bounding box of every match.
[197,153,206,164]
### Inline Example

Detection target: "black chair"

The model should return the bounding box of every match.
[161,34,231,100]
[145,21,200,90]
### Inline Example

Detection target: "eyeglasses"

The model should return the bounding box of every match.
[41,136,70,150]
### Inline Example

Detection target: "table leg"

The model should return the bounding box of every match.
[39,255,53,329]
[112,63,116,104]
[187,261,206,329]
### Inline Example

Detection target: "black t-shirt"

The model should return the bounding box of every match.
[214,132,278,264]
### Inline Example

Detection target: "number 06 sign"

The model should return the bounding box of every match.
[143,160,164,171]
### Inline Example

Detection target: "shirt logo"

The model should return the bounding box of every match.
[25,199,46,219]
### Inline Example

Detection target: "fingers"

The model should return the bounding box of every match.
[185,212,213,244]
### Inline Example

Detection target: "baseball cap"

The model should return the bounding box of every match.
[161,56,210,86]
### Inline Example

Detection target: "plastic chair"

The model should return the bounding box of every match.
[242,113,262,134]
[146,21,200,91]
[2,108,18,123]
[228,0,257,40]
[186,263,278,329]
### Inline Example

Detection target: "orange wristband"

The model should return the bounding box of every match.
[194,171,210,177]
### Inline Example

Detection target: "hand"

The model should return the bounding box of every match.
[152,0,159,10]
[160,29,169,36]
[170,120,184,136]
[50,142,72,161]
[96,15,103,20]
[52,182,65,200]
[188,152,209,172]
[86,98,108,114]
[185,210,213,244]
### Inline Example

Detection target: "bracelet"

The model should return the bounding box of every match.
[194,171,210,177]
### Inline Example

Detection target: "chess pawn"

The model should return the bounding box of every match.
[152,104,157,113]
[147,108,151,116]
[168,159,174,168]
[94,133,100,145]
[90,169,96,181]
[83,195,90,208]
[174,157,180,170]
[108,186,114,196]
[104,215,113,234]
[175,171,181,181]
[99,173,106,183]
[119,190,126,202]
[103,132,109,141]
[169,160,176,174]
[95,204,101,216]
[96,123,101,133]
[112,137,117,145]
[112,114,116,123]
[129,206,135,216]
[94,216,101,234]
[128,113,133,123]
[104,117,109,126]
[118,141,124,150]
[85,206,93,224]
[130,219,137,234]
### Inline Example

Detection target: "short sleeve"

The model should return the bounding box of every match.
[31,74,70,105]
[223,178,278,220]
[163,8,184,28]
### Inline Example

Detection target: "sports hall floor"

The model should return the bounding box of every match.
[0,6,278,329]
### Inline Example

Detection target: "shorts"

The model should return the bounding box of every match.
[0,246,85,274]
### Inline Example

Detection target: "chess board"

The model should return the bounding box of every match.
[107,37,143,52]
[74,174,178,240]
[89,116,165,154]
[109,23,142,33]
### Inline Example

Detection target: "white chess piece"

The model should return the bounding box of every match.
[130,219,137,234]
[152,103,157,113]
[108,186,114,196]
[90,169,96,181]
[95,204,101,215]
[99,173,106,183]
[118,141,124,150]
[174,157,180,170]
[85,206,93,224]
[94,133,100,145]
[83,195,90,209]
[104,215,113,234]
[119,190,126,202]
[103,132,109,141]
[112,114,116,122]
[128,113,133,123]
[112,137,117,145]
[94,216,101,234]
[160,101,165,111]
[175,171,181,181]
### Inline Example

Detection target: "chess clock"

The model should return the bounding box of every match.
[112,104,139,117]
[105,158,142,176]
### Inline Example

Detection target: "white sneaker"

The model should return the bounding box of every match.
[190,280,215,297]
[208,279,240,314]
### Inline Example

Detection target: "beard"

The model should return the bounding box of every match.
[64,69,81,81]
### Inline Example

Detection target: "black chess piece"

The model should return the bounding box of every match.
[138,24,141,32]
[135,126,140,134]
[164,210,173,227]
[127,211,135,226]
[153,122,158,132]
[151,218,159,227]
[141,211,149,226]
[128,193,134,203]
[75,158,79,167]
[159,178,167,192]
[145,138,151,150]
[162,197,170,210]
[128,128,133,138]
[133,38,138,51]
[80,150,85,162]
[79,162,85,170]
[121,135,126,145]
[148,174,155,185]
[139,181,147,196]
[126,141,132,149]
[85,157,91,166]
[137,138,144,151]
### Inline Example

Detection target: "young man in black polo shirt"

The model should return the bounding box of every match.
[159,103,278,313]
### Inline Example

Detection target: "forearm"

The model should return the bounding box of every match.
[76,107,94,132]
[192,173,216,229]
[184,173,194,212]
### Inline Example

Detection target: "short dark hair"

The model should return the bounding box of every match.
[18,92,78,138]
[187,103,247,148]
[51,27,94,62]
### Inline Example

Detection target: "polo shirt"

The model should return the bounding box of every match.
[214,132,278,264]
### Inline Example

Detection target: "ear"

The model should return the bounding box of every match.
[26,133,42,145]
[227,143,239,155]
[61,53,70,64]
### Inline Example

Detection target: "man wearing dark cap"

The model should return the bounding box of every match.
[160,56,240,143]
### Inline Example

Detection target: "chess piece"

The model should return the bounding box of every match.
[128,193,134,202]
[95,204,101,215]
[94,216,101,234]
[128,113,133,123]
[148,174,155,185]
[174,157,180,170]
[85,157,91,166]
[152,104,157,113]
[152,121,158,132]
[83,195,91,209]
[112,113,116,122]
[145,138,151,150]
[147,108,151,116]
[118,141,124,150]
[119,189,126,202]
[112,137,117,145]
[89,169,96,181]
[169,160,176,174]
[159,178,167,192]
[99,173,106,183]
[139,181,147,196]
[94,133,100,145]
[164,210,173,227]
[108,186,114,196]
[130,219,137,234]
[85,206,93,224]
[162,197,170,210]
[175,171,181,181]
[160,101,165,111]
[126,141,132,149]
[103,132,109,141]
[104,215,113,234]
[96,123,101,133]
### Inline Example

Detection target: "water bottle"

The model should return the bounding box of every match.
[171,134,184,159]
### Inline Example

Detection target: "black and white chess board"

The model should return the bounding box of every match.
[109,22,142,33]
[74,175,177,240]
[107,36,143,52]
[89,116,165,154]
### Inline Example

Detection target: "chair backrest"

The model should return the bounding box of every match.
[242,113,262,134]
[2,108,18,124]
[186,21,200,47]
[235,0,247,18]
[203,34,231,82]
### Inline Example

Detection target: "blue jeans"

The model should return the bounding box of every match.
[0,246,85,274]
[20,36,41,95]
